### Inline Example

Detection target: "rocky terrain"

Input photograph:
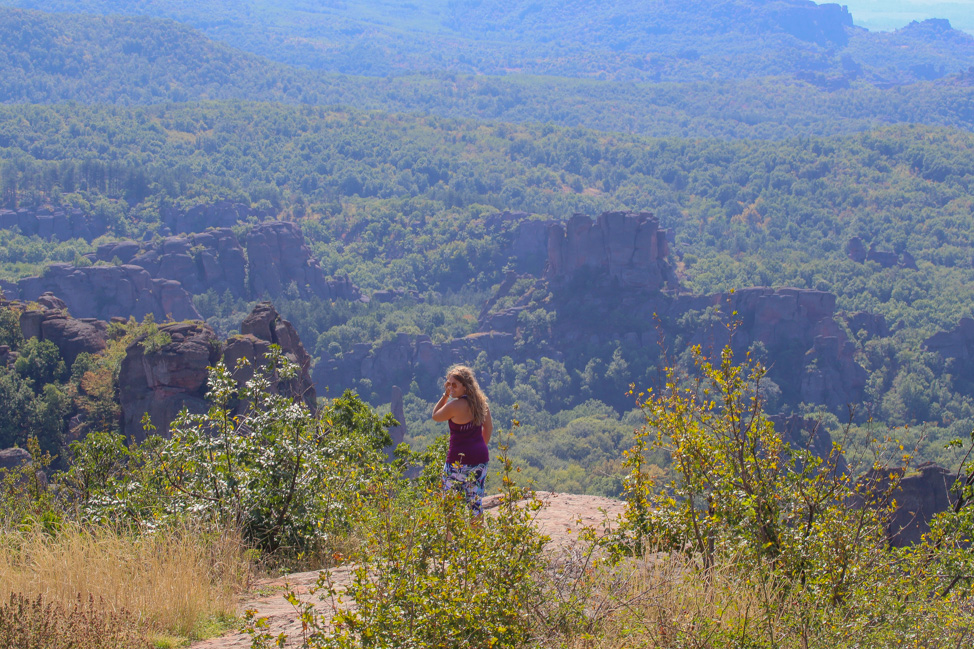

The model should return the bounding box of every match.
[120,302,317,439]
[318,210,868,415]
[0,203,363,318]
[1,264,201,322]
[0,292,315,441]
[91,220,362,303]
[545,211,674,292]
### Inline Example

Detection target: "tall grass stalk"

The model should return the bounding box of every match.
[0,523,250,638]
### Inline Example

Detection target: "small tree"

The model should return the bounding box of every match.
[157,347,394,554]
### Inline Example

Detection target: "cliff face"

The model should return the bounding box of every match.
[685,287,867,411]
[0,207,108,241]
[5,264,201,322]
[224,302,317,411]
[118,320,222,441]
[91,221,362,303]
[545,211,674,292]
[96,229,247,298]
[246,221,361,302]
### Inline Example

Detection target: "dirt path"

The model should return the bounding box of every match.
[191,493,624,649]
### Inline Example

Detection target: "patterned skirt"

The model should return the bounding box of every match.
[442,462,488,516]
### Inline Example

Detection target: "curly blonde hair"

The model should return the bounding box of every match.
[447,364,489,425]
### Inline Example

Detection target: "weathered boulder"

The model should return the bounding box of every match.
[118,321,222,440]
[247,221,362,302]
[38,314,107,367]
[10,296,108,367]
[224,302,317,411]
[546,211,673,292]
[0,447,30,471]
[14,264,201,322]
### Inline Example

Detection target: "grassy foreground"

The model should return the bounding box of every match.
[0,524,249,648]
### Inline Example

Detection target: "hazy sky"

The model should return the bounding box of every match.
[842,1,974,34]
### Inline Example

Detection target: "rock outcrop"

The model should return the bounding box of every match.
[90,222,363,303]
[95,229,248,298]
[545,211,674,292]
[925,317,974,390]
[0,207,108,241]
[0,447,31,471]
[246,221,361,301]
[18,297,108,366]
[160,201,268,236]
[856,463,961,547]
[118,321,222,440]
[846,237,918,270]
[118,303,317,439]
[224,302,317,411]
[926,317,974,364]
[6,264,201,322]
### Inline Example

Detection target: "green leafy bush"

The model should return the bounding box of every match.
[609,346,974,645]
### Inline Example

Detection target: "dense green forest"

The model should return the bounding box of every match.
[1,98,974,489]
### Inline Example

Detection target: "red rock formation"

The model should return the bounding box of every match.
[545,211,673,291]
[246,221,361,301]
[12,264,201,322]
[119,303,318,439]
[225,302,317,411]
[118,321,222,440]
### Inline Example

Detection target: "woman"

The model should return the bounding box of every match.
[431,364,493,516]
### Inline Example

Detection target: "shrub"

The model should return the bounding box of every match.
[608,345,974,646]
[246,424,597,649]
[155,347,394,556]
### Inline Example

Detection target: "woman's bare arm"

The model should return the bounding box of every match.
[432,392,467,422]
[482,408,493,445]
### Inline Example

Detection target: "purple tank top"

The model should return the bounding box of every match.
[447,417,489,467]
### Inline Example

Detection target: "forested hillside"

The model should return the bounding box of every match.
[6,4,974,647]
[2,0,973,82]
[1,7,972,139]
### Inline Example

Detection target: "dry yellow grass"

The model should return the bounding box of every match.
[0,523,251,639]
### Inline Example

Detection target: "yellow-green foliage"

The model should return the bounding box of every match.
[604,345,974,647]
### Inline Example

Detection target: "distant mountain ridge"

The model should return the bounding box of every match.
[1,0,972,83]
[0,6,972,140]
